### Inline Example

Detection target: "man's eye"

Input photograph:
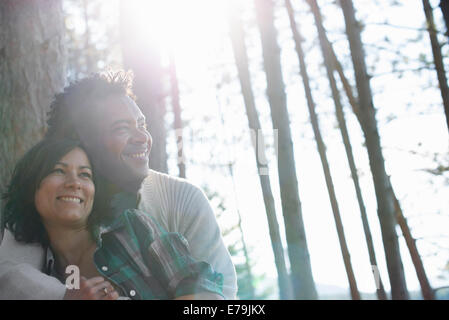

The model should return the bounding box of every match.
[113,126,129,133]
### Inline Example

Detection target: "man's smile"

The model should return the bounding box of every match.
[122,149,149,162]
[123,151,147,159]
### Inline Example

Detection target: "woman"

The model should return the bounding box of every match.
[2,139,224,300]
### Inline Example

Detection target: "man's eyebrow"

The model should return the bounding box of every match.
[111,119,132,127]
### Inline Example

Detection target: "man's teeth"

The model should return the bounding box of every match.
[59,197,81,203]
[127,152,146,159]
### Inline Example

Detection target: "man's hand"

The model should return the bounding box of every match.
[63,276,119,300]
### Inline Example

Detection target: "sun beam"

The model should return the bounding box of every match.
[121,0,228,64]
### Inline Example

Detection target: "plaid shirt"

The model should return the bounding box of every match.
[44,208,224,300]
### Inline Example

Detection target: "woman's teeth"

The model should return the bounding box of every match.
[59,197,81,203]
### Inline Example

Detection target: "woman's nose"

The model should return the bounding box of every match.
[64,174,81,189]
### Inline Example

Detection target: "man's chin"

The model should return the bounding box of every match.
[128,166,150,183]
[122,156,148,174]
[114,169,148,193]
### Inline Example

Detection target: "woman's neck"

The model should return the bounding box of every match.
[44,224,96,270]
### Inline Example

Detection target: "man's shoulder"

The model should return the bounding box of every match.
[138,170,210,218]
[142,169,203,194]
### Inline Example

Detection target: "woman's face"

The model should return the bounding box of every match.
[35,147,95,228]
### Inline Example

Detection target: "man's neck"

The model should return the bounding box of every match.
[104,177,143,196]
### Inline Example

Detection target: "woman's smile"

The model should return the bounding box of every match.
[35,147,95,226]
[57,195,83,204]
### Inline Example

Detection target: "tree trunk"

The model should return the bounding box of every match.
[306,0,387,300]
[168,53,186,178]
[254,0,317,299]
[227,2,293,299]
[285,0,360,300]
[322,32,360,120]
[339,0,409,299]
[422,0,449,133]
[0,0,66,240]
[120,0,168,173]
[439,0,449,38]
[389,179,435,300]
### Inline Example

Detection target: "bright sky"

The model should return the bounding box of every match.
[68,0,449,298]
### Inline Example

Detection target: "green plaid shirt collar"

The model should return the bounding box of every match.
[91,191,139,248]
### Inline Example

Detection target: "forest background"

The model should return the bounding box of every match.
[1,0,449,300]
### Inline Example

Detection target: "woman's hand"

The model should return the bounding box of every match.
[63,276,119,300]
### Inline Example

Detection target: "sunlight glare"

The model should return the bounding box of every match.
[122,0,228,67]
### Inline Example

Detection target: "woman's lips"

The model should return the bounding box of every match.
[57,196,83,203]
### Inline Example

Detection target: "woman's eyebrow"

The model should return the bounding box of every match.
[55,162,68,167]
[55,162,92,170]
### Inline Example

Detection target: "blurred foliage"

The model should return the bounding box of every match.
[203,185,275,300]
[63,0,122,82]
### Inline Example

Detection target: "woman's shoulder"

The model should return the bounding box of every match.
[0,229,45,268]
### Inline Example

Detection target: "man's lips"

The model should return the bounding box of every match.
[123,150,148,160]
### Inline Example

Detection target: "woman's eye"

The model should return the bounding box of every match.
[51,168,65,174]
[80,172,92,179]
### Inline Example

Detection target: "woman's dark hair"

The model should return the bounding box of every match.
[2,138,108,246]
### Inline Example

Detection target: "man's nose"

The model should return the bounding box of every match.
[131,125,150,144]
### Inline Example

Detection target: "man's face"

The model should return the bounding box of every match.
[78,94,152,188]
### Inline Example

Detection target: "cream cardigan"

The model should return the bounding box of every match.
[0,170,237,300]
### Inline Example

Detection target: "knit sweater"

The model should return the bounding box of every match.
[0,169,237,300]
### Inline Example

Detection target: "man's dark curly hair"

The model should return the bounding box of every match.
[46,70,136,139]
[2,138,109,246]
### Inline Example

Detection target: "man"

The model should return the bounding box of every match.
[0,71,237,299]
